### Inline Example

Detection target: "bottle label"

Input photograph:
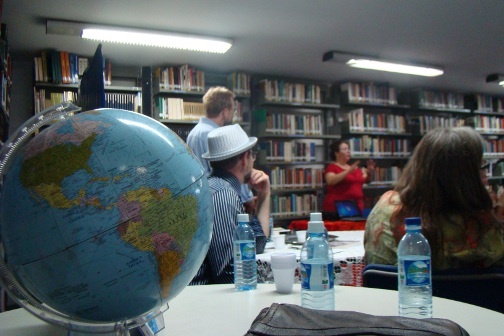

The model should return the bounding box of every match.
[400,258,431,286]
[300,261,334,290]
[234,241,256,261]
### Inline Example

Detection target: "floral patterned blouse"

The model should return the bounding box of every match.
[364,190,504,270]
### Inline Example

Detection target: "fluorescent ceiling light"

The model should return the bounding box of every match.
[47,19,232,54]
[347,59,443,77]
[323,51,443,77]
[486,73,504,87]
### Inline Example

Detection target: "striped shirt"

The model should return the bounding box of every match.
[190,168,266,285]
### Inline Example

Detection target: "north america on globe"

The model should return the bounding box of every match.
[0,108,213,322]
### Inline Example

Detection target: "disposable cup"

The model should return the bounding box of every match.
[271,252,297,294]
[272,234,286,250]
[296,230,307,243]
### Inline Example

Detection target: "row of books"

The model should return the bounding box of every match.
[153,64,205,92]
[267,166,324,190]
[340,82,398,105]
[154,97,204,121]
[370,166,402,184]
[347,108,407,133]
[33,51,89,84]
[483,139,504,157]
[271,193,318,217]
[34,89,77,114]
[470,116,504,133]
[255,109,323,136]
[474,95,504,113]
[258,79,322,104]
[348,137,411,157]
[227,72,251,96]
[416,90,465,110]
[103,92,141,113]
[417,115,466,134]
[258,140,318,162]
[165,124,194,142]
[232,100,246,123]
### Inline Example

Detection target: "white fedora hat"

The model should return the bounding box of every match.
[202,124,257,162]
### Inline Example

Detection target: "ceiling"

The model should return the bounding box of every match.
[3,0,504,96]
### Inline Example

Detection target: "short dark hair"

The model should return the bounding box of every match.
[210,150,249,170]
[329,140,349,161]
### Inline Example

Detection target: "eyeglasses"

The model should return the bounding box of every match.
[250,150,257,161]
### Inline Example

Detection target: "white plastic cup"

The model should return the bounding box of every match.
[271,252,297,293]
[272,234,286,250]
[296,230,307,243]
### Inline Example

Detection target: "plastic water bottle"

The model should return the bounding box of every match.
[300,220,334,310]
[309,212,329,240]
[397,217,432,318]
[233,213,257,291]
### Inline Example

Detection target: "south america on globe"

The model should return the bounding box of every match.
[0,106,213,324]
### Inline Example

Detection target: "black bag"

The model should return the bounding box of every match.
[245,303,469,336]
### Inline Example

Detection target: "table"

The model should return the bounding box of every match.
[1,284,503,336]
[257,230,365,286]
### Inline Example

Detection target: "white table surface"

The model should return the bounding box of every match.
[258,230,365,263]
[1,284,503,335]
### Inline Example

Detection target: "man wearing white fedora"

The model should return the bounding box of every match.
[186,87,257,214]
[190,124,271,285]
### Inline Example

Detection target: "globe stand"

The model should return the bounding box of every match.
[66,308,166,336]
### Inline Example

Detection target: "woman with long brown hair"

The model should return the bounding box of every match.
[364,126,504,269]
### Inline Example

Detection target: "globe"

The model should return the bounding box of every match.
[0,102,213,334]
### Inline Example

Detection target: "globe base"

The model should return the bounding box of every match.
[67,310,166,336]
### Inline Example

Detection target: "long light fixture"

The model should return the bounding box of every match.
[486,73,504,87]
[323,51,443,77]
[47,19,232,54]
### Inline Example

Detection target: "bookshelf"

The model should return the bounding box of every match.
[252,77,339,222]
[152,67,252,141]
[464,93,504,189]
[338,82,413,207]
[32,50,142,115]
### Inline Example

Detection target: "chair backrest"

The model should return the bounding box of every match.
[362,264,504,314]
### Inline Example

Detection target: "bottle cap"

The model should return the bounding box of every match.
[237,213,249,222]
[405,217,421,230]
[309,212,323,222]
[307,221,325,233]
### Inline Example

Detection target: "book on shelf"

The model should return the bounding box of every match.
[258,139,319,162]
[153,64,205,92]
[347,108,406,133]
[413,89,465,110]
[347,136,410,157]
[257,79,321,104]
[35,50,82,85]
[340,81,398,105]
[268,166,324,190]
[155,96,204,121]
[227,72,250,96]
[417,115,465,134]
[33,88,77,114]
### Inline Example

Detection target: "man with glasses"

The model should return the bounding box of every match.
[187,86,257,214]
[190,124,271,285]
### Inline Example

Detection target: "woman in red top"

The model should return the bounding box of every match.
[323,140,375,212]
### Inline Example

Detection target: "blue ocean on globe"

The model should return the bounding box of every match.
[0,108,213,322]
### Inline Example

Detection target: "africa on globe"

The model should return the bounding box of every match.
[0,103,213,331]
